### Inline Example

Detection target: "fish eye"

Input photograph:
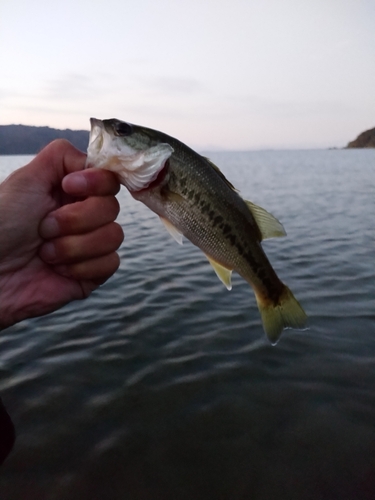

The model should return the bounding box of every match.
[114,121,133,136]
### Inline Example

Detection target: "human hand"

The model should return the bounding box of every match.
[0,140,124,329]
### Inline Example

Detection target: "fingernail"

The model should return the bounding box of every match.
[41,242,56,263]
[40,216,59,238]
[63,172,88,194]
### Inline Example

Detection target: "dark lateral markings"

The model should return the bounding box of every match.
[177,183,279,300]
[179,176,187,189]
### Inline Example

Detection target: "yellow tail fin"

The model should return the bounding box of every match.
[256,286,307,344]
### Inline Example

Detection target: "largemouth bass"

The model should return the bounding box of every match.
[86,118,307,343]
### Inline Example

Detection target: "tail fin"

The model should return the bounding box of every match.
[256,286,307,345]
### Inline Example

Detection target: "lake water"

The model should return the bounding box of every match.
[0,149,374,499]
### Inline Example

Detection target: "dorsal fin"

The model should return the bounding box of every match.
[202,157,238,192]
[245,200,286,240]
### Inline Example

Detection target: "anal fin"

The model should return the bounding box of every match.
[206,255,233,290]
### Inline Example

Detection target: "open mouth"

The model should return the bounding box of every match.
[85,117,174,192]
[88,118,105,156]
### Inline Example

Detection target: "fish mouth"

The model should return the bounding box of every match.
[85,117,174,191]
[88,117,105,156]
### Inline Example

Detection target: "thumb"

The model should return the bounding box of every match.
[26,139,87,191]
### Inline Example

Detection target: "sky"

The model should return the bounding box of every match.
[1,0,374,150]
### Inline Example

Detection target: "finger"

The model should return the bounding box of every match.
[27,140,87,187]
[62,168,121,197]
[40,196,120,239]
[54,252,120,283]
[39,222,124,264]
[2,140,86,204]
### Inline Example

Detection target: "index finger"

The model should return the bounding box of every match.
[62,168,121,197]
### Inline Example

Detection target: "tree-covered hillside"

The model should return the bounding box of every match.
[346,127,375,148]
[0,125,89,154]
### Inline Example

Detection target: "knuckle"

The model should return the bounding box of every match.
[110,223,124,247]
[108,196,121,217]
[56,206,80,232]
[59,236,78,260]
[98,196,120,219]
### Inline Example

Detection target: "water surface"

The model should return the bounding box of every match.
[0,150,374,499]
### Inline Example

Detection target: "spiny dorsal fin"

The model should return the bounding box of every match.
[205,255,233,290]
[203,157,238,192]
[245,200,286,240]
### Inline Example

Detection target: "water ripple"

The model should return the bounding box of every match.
[1,150,375,499]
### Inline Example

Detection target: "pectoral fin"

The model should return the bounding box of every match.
[245,200,286,240]
[164,190,184,204]
[206,255,232,290]
[159,217,183,245]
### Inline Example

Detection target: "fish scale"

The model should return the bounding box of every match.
[163,159,276,288]
[86,118,307,343]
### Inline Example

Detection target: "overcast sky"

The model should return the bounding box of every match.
[1,0,374,149]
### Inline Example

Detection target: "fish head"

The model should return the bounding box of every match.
[86,118,174,192]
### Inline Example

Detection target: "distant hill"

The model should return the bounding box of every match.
[346,127,375,148]
[0,124,89,155]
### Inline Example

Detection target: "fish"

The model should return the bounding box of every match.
[86,117,307,343]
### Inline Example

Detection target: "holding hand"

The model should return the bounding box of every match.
[0,140,124,329]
